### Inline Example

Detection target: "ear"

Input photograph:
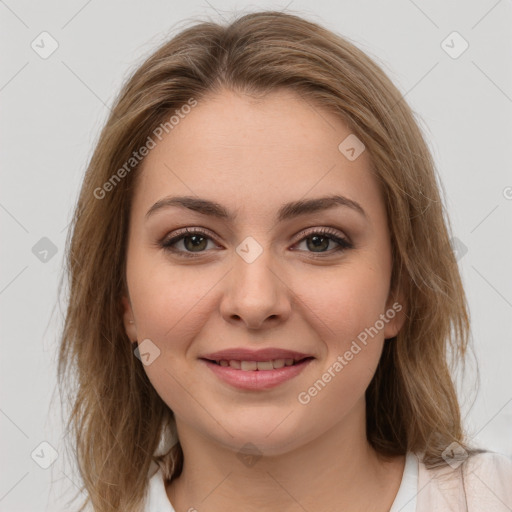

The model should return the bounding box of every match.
[383,287,407,340]
[121,295,138,342]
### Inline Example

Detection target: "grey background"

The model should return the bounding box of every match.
[1,0,511,510]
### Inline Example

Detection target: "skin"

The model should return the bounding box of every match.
[122,88,407,512]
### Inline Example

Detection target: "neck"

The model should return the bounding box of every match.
[166,402,405,512]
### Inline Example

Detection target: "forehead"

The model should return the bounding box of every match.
[143,88,357,161]
[132,88,382,222]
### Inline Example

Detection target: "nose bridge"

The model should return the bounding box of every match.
[234,238,276,294]
[220,235,290,328]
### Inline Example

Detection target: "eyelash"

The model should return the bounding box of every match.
[159,227,353,259]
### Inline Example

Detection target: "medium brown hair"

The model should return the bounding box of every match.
[57,10,481,512]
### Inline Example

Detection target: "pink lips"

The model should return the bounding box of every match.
[199,348,314,390]
[201,348,313,361]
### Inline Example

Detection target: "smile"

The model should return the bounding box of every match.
[200,357,314,390]
[207,357,312,370]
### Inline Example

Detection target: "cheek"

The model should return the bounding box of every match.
[293,260,391,343]
[126,260,212,412]
[294,268,387,419]
[290,262,389,400]
[128,252,219,341]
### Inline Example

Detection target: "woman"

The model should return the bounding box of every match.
[57,10,512,512]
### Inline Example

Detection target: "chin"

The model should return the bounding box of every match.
[210,415,311,457]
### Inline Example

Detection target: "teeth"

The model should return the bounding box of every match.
[257,361,273,370]
[215,358,304,370]
[240,361,258,371]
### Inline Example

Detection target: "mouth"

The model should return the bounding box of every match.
[199,356,315,390]
[201,356,314,371]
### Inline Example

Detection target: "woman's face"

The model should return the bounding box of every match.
[122,88,405,456]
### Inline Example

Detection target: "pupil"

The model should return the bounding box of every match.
[185,235,207,251]
[308,235,328,252]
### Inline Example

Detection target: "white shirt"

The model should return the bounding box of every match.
[144,450,512,511]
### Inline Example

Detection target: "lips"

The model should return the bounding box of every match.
[201,356,313,390]
[200,348,314,371]
[199,348,315,389]
[201,348,313,362]
[214,358,303,370]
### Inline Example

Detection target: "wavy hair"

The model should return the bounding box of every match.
[57,10,482,512]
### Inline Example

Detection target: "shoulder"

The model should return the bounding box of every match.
[416,450,512,511]
[464,450,512,474]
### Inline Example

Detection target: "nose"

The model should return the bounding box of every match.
[219,247,292,330]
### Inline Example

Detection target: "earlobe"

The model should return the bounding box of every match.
[383,290,407,340]
[121,295,138,341]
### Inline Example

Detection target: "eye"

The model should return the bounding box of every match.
[292,227,353,255]
[160,226,353,258]
[160,227,218,257]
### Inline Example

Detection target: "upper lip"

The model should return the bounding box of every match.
[200,348,314,362]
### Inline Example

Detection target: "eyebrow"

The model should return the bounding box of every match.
[145,194,367,222]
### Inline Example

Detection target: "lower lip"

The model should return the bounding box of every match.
[201,358,314,390]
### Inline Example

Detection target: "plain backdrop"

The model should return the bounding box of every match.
[1,0,511,510]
